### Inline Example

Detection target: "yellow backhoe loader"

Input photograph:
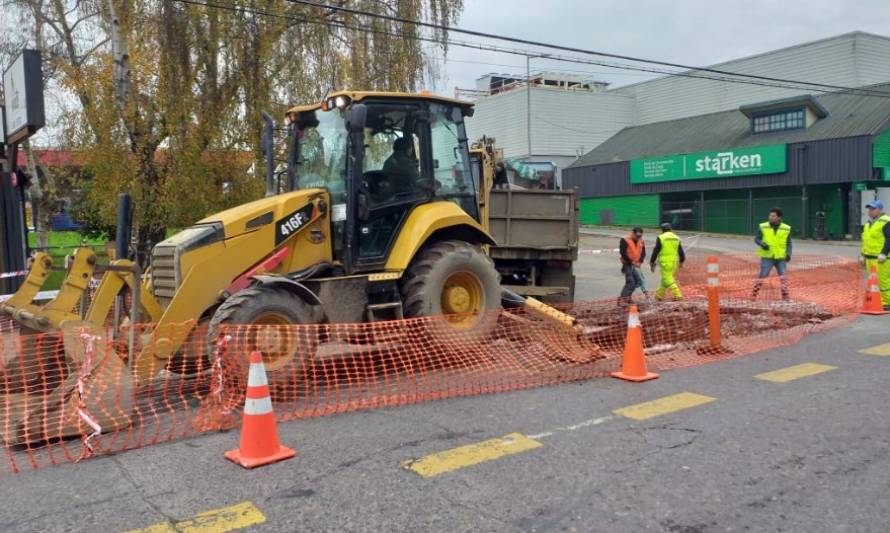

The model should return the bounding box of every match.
[0,91,587,444]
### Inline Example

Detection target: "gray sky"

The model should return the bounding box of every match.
[433,0,890,95]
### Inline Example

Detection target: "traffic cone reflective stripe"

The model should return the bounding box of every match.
[611,305,659,382]
[225,351,296,469]
[861,266,888,315]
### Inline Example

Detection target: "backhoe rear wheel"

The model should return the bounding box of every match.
[400,240,501,337]
[207,286,318,373]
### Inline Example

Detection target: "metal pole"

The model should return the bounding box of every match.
[747,188,754,234]
[129,262,141,366]
[114,193,133,335]
[801,185,809,239]
[526,55,532,159]
[115,193,133,261]
[699,191,706,232]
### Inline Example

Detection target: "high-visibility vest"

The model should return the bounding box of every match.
[657,231,681,266]
[861,214,890,257]
[757,222,791,260]
[622,236,644,266]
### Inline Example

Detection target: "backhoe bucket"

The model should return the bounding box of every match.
[0,322,132,447]
[0,253,53,319]
[13,248,98,333]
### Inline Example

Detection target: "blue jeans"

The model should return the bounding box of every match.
[632,266,648,292]
[753,258,790,300]
[758,258,787,278]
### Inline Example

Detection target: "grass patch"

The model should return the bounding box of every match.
[26,231,108,291]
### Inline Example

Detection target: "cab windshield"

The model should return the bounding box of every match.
[293,108,348,201]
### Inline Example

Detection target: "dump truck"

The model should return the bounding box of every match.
[0,91,586,444]
[471,138,578,303]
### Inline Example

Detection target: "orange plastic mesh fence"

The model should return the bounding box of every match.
[0,254,862,474]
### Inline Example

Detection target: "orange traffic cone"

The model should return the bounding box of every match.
[225,351,296,468]
[861,266,889,315]
[611,305,659,382]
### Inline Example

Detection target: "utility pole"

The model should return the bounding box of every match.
[526,55,532,159]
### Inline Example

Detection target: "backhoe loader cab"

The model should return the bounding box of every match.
[281,92,483,274]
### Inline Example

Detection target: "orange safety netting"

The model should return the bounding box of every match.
[0,254,863,474]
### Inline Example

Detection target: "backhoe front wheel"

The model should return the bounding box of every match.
[401,240,502,337]
[207,286,318,373]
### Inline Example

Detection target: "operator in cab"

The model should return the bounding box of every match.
[382,136,420,197]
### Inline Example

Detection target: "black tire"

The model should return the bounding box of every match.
[400,240,502,337]
[207,286,319,374]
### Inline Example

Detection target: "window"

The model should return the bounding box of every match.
[428,103,477,219]
[752,108,805,133]
[295,108,348,198]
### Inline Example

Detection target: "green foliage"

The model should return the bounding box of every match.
[5,0,463,249]
[26,232,107,290]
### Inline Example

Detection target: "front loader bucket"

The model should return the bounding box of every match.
[0,322,132,447]
[519,297,601,364]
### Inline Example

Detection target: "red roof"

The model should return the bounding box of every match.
[14,149,84,168]
[11,149,252,169]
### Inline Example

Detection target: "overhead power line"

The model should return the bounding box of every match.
[172,0,890,99]
[282,0,890,98]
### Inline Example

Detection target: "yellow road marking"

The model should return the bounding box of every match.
[123,501,265,533]
[613,392,716,421]
[755,363,837,383]
[402,432,542,478]
[859,342,890,356]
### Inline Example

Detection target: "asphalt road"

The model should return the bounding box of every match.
[574,229,860,300]
[0,234,884,533]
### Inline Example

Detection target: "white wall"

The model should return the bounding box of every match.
[465,32,890,167]
[466,86,635,159]
[465,89,529,158]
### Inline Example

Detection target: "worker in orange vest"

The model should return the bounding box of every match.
[619,226,649,304]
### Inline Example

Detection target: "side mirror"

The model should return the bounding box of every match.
[346,103,367,133]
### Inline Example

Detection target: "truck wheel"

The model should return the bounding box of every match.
[401,240,502,337]
[207,286,318,373]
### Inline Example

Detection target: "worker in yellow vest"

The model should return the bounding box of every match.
[861,199,890,310]
[752,207,792,301]
[650,223,685,300]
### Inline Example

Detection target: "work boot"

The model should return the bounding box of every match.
[751,280,763,301]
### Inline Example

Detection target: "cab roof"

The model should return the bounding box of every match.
[286,90,474,115]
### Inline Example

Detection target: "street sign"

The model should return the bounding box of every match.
[2,50,45,145]
[854,182,867,192]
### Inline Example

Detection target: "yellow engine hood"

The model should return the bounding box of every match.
[198,189,324,239]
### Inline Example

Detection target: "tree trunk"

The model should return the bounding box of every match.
[107,0,131,114]
[22,140,49,249]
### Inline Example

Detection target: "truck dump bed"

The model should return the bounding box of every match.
[488,188,579,302]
